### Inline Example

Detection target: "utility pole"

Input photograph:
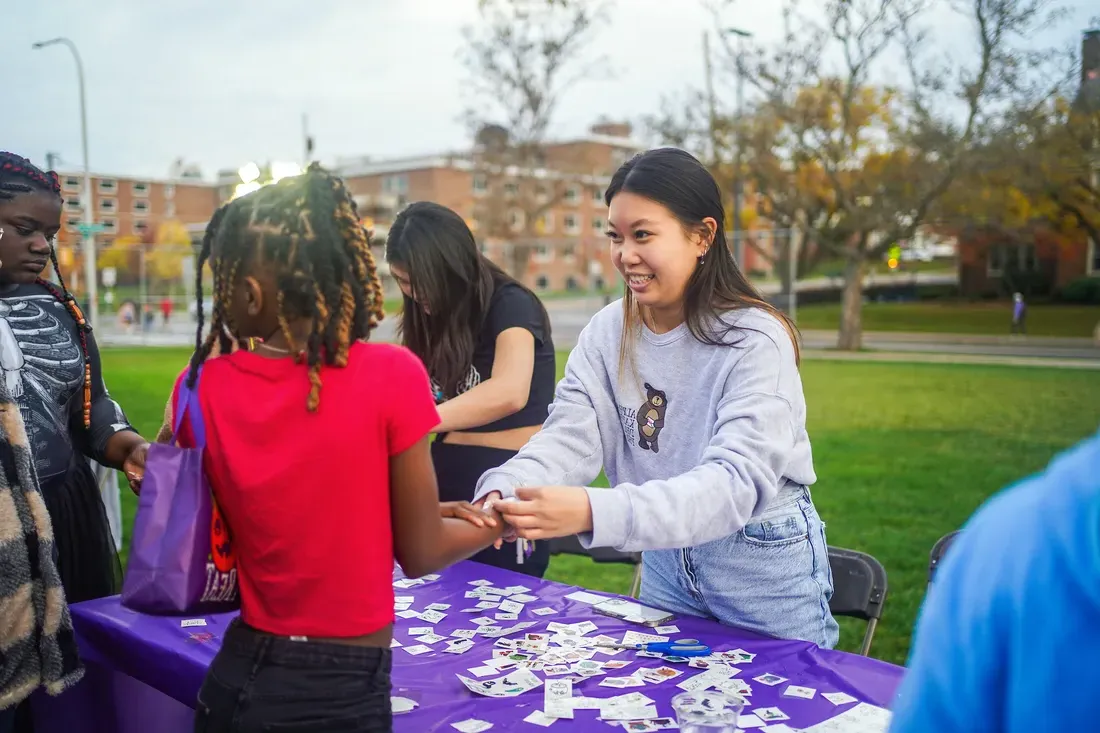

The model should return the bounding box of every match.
[303,114,314,167]
[725,28,752,272]
[703,31,718,164]
[33,37,99,331]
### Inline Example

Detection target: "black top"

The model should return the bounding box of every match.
[0,282,135,482]
[431,281,556,433]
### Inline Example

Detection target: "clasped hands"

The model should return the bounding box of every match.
[441,486,593,547]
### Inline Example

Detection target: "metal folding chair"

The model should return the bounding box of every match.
[928,530,962,585]
[548,535,643,598]
[827,546,888,657]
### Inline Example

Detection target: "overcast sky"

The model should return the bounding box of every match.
[4,0,1095,180]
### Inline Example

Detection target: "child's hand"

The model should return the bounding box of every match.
[441,501,498,529]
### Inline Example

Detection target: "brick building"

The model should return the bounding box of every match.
[336,121,775,295]
[52,171,219,287]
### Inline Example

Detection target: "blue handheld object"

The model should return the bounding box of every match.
[639,639,711,658]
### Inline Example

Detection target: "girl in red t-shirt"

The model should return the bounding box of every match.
[173,165,504,733]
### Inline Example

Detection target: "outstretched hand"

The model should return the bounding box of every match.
[492,486,593,541]
[441,500,499,529]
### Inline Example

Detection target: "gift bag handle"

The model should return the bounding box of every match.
[172,366,207,448]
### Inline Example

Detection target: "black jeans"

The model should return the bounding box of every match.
[431,441,550,578]
[194,620,393,733]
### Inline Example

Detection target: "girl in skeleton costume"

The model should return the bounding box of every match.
[0,153,149,613]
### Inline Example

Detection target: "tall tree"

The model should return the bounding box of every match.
[461,0,611,280]
[700,0,1068,349]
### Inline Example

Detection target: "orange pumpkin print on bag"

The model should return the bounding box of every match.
[210,501,236,573]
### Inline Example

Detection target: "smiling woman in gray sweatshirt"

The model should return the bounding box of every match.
[476,148,838,648]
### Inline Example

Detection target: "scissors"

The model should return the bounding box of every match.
[596,638,712,658]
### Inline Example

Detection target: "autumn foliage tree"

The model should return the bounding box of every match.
[937,95,1100,256]
[668,0,1069,350]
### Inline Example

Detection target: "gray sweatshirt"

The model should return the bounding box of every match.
[473,301,816,553]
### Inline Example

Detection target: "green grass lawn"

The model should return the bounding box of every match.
[794,301,1100,338]
[102,347,1100,667]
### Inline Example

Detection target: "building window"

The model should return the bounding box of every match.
[1089,238,1099,275]
[97,178,117,195]
[591,216,605,233]
[472,176,488,195]
[563,245,576,262]
[563,214,579,235]
[535,274,550,290]
[533,243,553,263]
[504,181,519,198]
[590,186,603,203]
[65,217,81,233]
[133,219,149,236]
[132,181,150,197]
[564,185,580,205]
[62,176,81,193]
[163,184,176,200]
[99,197,117,214]
[536,185,550,202]
[987,243,1037,276]
[509,209,525,232]
[100,218,118,235]
[65,197,82,213]
[133,199,150,215]
[565,276,579,291]
[382,175,408,195]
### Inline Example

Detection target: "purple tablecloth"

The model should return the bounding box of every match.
[38,561,902,731]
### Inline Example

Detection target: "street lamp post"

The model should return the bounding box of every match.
[32,37,98,332]
[724,28,752,271]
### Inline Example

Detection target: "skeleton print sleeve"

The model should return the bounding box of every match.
[70,328,136,463]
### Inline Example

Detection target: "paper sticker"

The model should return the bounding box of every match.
[402,644,432,656]
[451,719,493,732]
[391,696,418,714]
[783,684,817,699]
[531,607,558,616]
[755,707,791,722]
[565,591,609,604]
[822,691,858,706]
[753,672,789,687]
[418,609,447,624]
[426,603,451,611]
[180,619,207,628]
[523,710,557,727]
[544,678,574,719]
[653,625,680,635]
[457,668,542,698]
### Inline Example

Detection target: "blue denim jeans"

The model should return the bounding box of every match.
[640,485,839,648]
[0,707,14,733]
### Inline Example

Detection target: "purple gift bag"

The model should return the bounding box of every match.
[121,367,239,615]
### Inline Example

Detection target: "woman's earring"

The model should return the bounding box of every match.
[0,227,4,269]
[698,247,708,264]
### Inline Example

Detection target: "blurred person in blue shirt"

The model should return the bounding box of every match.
[890,429,1100,732]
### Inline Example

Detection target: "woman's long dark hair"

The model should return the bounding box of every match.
[385,201,549,399]
[605,147,800,376]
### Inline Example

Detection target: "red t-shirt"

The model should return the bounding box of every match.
[171,341,439,637]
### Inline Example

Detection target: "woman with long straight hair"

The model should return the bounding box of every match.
[385,202,556,577]
[476,148,838,647]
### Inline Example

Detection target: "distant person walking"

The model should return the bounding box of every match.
[159,295,172,327]
[1010,292,1026,335]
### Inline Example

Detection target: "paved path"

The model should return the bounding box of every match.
[99,298,1099,368]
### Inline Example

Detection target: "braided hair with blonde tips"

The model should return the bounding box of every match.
[0,152,94,427]
[186,163,385,411]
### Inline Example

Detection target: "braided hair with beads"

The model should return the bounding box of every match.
[187,162,385,411]
[0,152,94,428]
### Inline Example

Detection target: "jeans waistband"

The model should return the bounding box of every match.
[759,481,809,516]
[220,619,392,670]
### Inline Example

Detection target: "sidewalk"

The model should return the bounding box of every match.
[803,349,1100,370]
[800,330,1099,349]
